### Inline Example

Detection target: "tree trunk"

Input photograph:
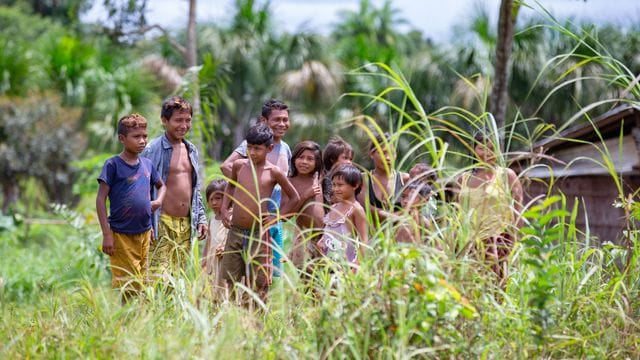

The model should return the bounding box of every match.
[186,0,197,69]
[186,0,203,151]
[489,0,518,147]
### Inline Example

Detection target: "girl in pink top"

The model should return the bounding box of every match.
[317,164,368,267]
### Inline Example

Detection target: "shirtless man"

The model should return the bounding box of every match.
[219,124,299,299]
[142,96,208,276]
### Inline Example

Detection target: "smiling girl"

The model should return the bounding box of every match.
[282,141,325,269]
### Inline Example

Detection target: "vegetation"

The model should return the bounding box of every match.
[1,0,640,358]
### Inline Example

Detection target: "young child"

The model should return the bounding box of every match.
[317,164,368,269]
[322,136,354,208]
[96,114,166,302]
[396,182,433,244]
[409,162,439,219]
[202,179,229,290]
[219,124,300,300]
[357,132,410,223]
[221,99,292,278]
[282,141,324,269]
[409,162,437,185]
[142,96,207,279]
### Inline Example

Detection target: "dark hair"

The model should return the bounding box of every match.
[369,132,391,152]
[331,164,363,195]
[291,141,322,177]
[261,99,289,119]
[205,179,228,199]
[117,113,147,135]
[409,162,437,183]
[246,123,273,146]
[161,96,193,121]
[323,136,353,171]
[404,181,432,198]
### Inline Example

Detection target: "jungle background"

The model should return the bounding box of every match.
[2,0,640,357]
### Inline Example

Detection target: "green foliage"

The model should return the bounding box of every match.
[0,95,83,211]
[519,195,572,347]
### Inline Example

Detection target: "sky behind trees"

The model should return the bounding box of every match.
[83,0,640,42]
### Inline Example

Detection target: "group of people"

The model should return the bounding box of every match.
[96,96,523,303]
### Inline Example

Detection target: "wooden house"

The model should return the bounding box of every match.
[514,105,640,243]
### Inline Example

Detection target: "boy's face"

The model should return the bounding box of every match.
[119,128,148,154]
[208,191,224,214]
[475,141,496,164]
[261,109,289,141]
[162,109,192,142]
[370,145,392,169]
[400,188,428,209]
[335,151,353,168]
[247,143,273,164]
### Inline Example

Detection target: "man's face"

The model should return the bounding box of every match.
[262,109,289,141]
[162,109,192,142]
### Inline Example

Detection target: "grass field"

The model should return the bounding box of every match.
[1,191,639,358]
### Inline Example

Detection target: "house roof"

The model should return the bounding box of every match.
[533,104,640,152]
[513,104,640,178]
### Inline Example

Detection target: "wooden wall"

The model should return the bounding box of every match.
[525,176,640,244]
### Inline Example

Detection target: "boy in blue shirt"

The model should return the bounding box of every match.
[96,114,166,301]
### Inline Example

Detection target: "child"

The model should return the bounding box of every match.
[221,99,292,278]
[96,114,166,302]
[202,179,229,290]
[219,124,300,300]
[322,136,354,208]
[357,132,410,223]
[409,162,439,219]
[317,164,368,268]
[282,141,324,269]
[396,182,433,244]
[409,162,437,185]
[142,96,208,278]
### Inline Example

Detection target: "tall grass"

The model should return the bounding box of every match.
[3,11,640,359]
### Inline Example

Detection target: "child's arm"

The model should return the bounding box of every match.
[96,181,114,256]
[275,168,300,219]
[288,173,323,218]
[221,151,243,178]
[352,204,369,260]
[220,161,239,228]
[151,179,166,211]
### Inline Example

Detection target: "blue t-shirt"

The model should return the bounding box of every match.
[98,156,161,234]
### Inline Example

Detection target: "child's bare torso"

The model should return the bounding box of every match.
[163,142,193,217]
[231,160,278,229]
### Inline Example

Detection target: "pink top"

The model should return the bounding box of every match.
[319,204,358,264]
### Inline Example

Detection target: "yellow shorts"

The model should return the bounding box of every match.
[110,230,151,290]
[149,213,191,277]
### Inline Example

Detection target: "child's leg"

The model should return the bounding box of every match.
[110,230,150,300]
[149,213,191,278]
[246,228,272,300]
[218,228,247,293]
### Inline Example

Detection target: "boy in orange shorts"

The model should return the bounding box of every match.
[96,114,166,302]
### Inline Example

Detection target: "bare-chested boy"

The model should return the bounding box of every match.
[219,123,300,300]
[142,96,208,277]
